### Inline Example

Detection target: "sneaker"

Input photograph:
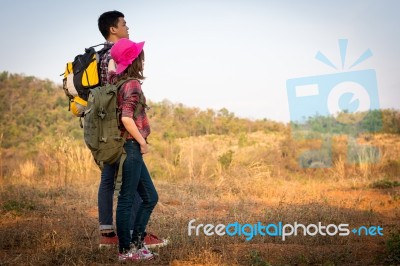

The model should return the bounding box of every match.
[118,246,154,261]
[99,235,118,248]
[144,233,169,248]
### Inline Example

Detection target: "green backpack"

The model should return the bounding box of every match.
[83,78,146,168]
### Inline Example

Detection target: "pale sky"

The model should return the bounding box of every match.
[1,0,399,122]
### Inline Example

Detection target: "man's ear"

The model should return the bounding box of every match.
[109,26,117,34]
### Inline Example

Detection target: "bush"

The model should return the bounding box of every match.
[371,179,400,189]
[386,231,400,264]
[218,150,234,169]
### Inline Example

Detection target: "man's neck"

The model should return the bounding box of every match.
[107,36,121,44]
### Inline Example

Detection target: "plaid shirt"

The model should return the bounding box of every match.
[99,42,114,86]
[117,78,151,140]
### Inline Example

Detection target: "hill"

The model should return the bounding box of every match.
[0,71,284,149]
[1,71,399,175]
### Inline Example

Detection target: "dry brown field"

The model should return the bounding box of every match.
[1,132,399,265]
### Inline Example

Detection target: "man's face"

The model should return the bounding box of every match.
[112,17,129,40]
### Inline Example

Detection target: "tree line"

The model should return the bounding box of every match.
[0,72,398,150]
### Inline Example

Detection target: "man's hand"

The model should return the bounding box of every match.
[108,59,116,72]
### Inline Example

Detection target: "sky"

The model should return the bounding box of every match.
[0,0,399,122]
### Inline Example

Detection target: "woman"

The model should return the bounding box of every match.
[109,38,158,261]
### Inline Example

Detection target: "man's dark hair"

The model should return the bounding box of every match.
[98,10,125,39]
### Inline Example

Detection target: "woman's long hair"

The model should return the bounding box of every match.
[114,50,145,83]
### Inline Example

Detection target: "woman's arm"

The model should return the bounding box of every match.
[121,117,149,154]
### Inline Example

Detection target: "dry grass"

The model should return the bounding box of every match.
[0,132,399,265]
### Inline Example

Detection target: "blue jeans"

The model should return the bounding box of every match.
[98,161,142,231]
[116,140,158,251]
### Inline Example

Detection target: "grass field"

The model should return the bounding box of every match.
[0,132,399,265]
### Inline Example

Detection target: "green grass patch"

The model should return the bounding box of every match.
[248,250,271,266]
[386,231,400,264]
[2,199,36,214]
[370,179,400,189]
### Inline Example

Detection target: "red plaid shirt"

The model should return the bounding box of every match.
[116,78,151,140]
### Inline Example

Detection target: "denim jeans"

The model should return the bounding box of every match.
[98,160,142,231]
[116,140,158,251]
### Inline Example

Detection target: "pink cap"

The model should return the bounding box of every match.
[110,38,145,74]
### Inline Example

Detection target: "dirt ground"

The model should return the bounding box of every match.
[0,176,399,265]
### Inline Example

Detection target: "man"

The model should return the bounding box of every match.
[96,10,168,249]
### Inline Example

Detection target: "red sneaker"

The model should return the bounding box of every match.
[143,233,169,249]
[99,235,118,248]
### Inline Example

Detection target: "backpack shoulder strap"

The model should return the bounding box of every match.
[133,91,147,119]
[97,45,111,57]
[115,78,138,89]
[114,78,146,119]
[95,42,113,59]
[87,42,107,50]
